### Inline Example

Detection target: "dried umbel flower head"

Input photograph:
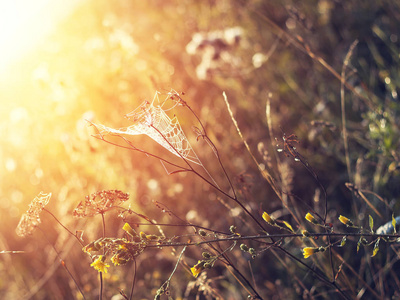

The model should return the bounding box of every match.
[16,192,52,237]
[73,190,129,217]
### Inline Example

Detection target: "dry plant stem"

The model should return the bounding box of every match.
[277,247,350,300]
[223,92,281,200]
[157,246,187,296]
[271,250,313,297]
[149,123,268,234]
[128,219,230,235]
[94,121,252,231]
[358,253,400,299]
[202,237,263,298]
[224,264,262,299]
[99,213,106,300]
[346,183,384,218]
[144,232,399,248]
[37,227,87,300]
[248,260,258,292]
[128,259,136,300]
[169,246,187,281]
[358,189,391,210]
[266,100,307,227]
[172,92,238,200]
[333,251,382,299]
[43,208,85,247]
[247,4,374,107]
[341,40,359,182]
[213,243,264,300]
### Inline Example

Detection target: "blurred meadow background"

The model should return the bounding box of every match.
[1,0,400,299]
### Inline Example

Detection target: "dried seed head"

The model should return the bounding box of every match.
[73,190,129,218]
[16,192,52,237]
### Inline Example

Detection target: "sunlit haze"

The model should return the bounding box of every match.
[0,0,81,75]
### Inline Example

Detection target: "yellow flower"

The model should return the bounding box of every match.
[303,247,319,259]
[262,212,275,224]
[339,215,354,226]
[305,213,318,224]
[190,261,204,278]
[118,243,128,251]
[122,223,137,237]
[90,255,110,273]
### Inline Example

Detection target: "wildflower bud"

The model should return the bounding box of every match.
[249,248,256,255]
[303,247,319,259]
[190,260,205,278]
[146,234,159,240]
[122,223,137,237]
[202,252,212,259]
[262,212,276,225]
[140,231,147,239]
[240,244,249,252]
[204,262,211,269]
[301,230,310,237]
[338,215,354,227]
[198,229,207,236]
[305,213,318,224]
[230,225,237,234]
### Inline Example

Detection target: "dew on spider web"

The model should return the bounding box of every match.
[94,91,220,188]
[96,93,202,165]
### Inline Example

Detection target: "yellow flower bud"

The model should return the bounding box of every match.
[122,223,137,237]
[190,261,205,278]
[339,215,354,226]
[262,212,276,225]
[305,213,318,224]
[303,247,319,259]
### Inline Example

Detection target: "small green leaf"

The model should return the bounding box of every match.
[369,215,374,233]
[357,238,362,253]
[340,236,347,247]
[371,238,380,257]
[392,214,397,234]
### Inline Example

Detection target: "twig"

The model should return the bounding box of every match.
[341,40,359,182]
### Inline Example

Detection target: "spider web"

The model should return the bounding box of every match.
[95,94,202,166]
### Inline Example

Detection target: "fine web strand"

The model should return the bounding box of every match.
[123,101,202,165]
[95,98,220,188]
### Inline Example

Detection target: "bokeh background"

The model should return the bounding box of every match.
[1,0,399,299]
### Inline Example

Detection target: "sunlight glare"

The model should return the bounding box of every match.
[0,0,81,75]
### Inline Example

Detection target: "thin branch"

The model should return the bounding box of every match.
[341,40,359,182]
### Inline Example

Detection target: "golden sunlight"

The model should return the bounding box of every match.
[0,0,81,76]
